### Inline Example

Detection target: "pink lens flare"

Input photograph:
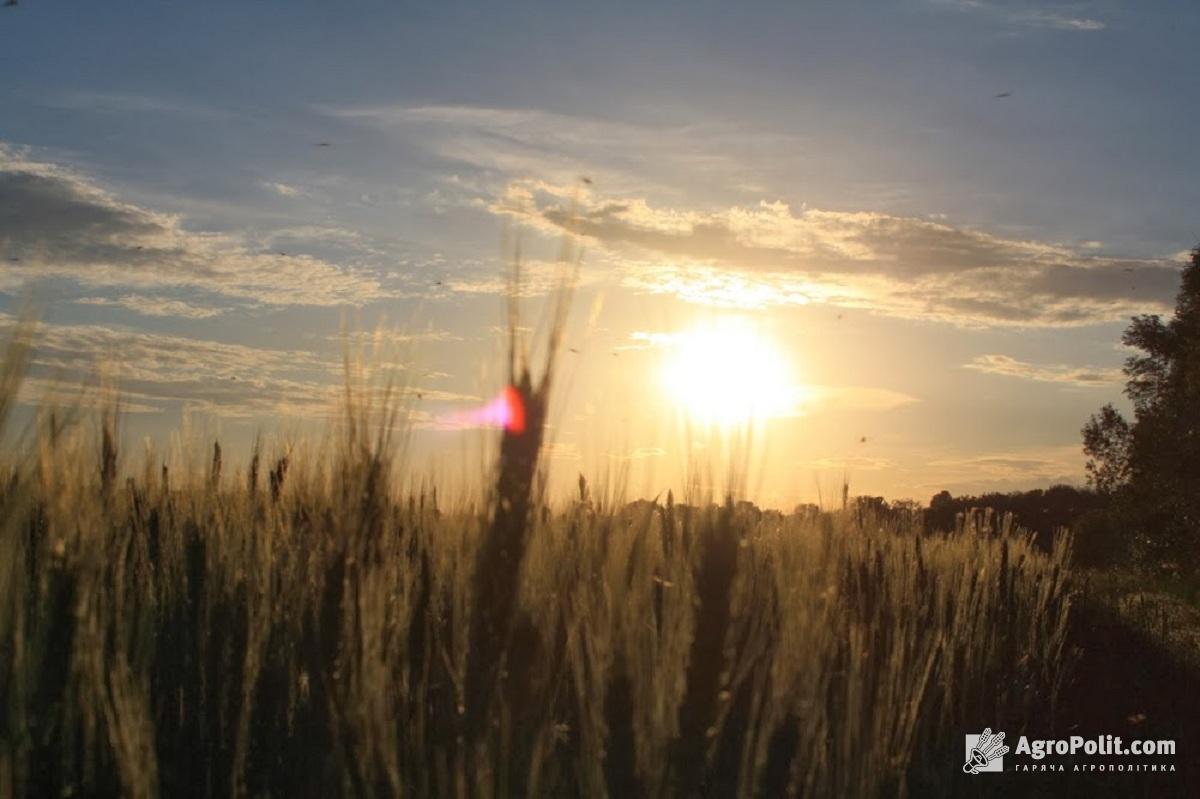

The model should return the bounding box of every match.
[442,385,526,434]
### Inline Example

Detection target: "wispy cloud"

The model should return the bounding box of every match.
[606,446,666,462]
[262,181,306,198]
[630,446,665,459]
[76,295,229,319]
[325,328,462,345]
[808,386,920,411]
[497,180,1178,327]
[321,103,803,202]
[0,314,474,422]
[43,91,232,118]
[1018,10,1106,31]
[439,257,593,298]
[799,455,894,472]
[616,331,677,352]
[964,354,1123,386]
[936,1,1106,32]
[0,145,390,307]
[925,445,1085,486]
[15,375,166,415]
[315,102,1173,327]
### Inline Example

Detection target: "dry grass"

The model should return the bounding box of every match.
[1078,569,1200,668]
[0,309,1075,797]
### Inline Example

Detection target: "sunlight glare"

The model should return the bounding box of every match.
[660,319,804,426]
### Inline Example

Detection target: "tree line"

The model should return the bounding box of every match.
[904,245,1200,575]
[1082,245,1200,578]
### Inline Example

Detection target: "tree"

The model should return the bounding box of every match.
[1081,404,1131,495]
[1082,245,1200,570]
[922,486,1106,551]
[926,490,957,534]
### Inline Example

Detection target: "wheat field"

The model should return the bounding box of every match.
[0,323,1074,798]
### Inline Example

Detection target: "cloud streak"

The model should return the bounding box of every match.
[964,354,1123,386]
[925,445,1085,485]
[0,146,390,308]
[799,455,894,472]
[76,295,229,319]
[497,181,1179,327]
[322,103,805,201]
[0,314,475,423]
[938,1,1106,32]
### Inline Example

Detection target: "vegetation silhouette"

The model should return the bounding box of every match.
[1083,245,1200,576]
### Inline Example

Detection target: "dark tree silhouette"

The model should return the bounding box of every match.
[923,486,1106,549]
[1081,404,1131,495]
[1082,245,1200,571]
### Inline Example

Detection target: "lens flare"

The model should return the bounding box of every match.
[442,385,526,433]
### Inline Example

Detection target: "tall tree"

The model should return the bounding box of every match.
[1082,246,1200,570]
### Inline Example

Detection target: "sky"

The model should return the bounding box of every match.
[1,0,1198,507]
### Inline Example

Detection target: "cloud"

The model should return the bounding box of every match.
[616,331,677,352]
[0,146,389,306]
[630,446,665,459]
[964,354,1123,386]
[262,181,306,198]
[3,314,334,419]
[15,375,166,415]
[320,101,1166,327]
[76,295,229,319]
[800,456,894,471]
[925,446,1084,486]
[936,1,1106,32]
[807,386,920,411]
[321,103,802,202]
[497,181,1179,327]
[606,446,666,462]
[326,328,463,345]
[0,314,473,423]
[43,91,231,118]
[440,257,589,298]
[1020,11,1106,31]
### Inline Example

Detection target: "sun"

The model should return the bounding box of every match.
[660,318,803,426]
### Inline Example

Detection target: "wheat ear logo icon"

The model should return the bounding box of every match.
[963,728,1009,774]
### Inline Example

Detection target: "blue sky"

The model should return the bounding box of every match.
[2,0,1197,505]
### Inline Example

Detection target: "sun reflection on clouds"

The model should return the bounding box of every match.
[621,262,860,310]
